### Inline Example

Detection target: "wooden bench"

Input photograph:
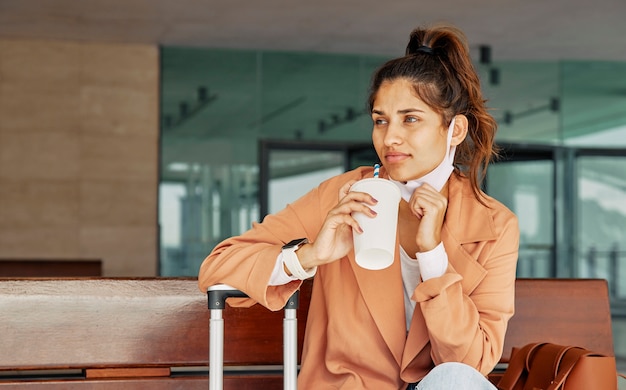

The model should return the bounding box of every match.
[0,278,614,388]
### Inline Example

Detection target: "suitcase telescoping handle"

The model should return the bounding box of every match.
[207,284,300,390]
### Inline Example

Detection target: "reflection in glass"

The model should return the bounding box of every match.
[577,156,626,303]
[487,159,554,278]
[562,62,626,147]
[268,150,344,214]
[483,61,560,144]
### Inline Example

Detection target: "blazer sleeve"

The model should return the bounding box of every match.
[197,169,361,310]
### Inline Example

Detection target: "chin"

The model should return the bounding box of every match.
[386,171,411,182]
[384,162,424,181]
[387,170,422,183]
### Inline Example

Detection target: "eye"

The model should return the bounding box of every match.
[373,117,388,125]
[405,116,418,123]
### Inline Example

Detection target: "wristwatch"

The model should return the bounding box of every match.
[282,238,317,280]
[283,238,308,251]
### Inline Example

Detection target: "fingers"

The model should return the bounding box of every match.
[326,181,379,236]
[339,180,377,204]
[330,190,378,231]
[339,180,356,199]
[323,211,365,234]
[408,183,447,219]
[338,180,378,209]
[408,184,448,252]
[312,181,382,264]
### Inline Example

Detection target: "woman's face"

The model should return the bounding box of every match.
[371,78,448,182]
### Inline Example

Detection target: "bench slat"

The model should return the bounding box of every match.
[0,376,279,389]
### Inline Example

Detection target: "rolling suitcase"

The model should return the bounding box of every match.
[207,284,300,390]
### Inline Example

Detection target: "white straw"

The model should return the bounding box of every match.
[373,164,380,178]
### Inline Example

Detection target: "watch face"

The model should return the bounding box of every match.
[284,238,307,248]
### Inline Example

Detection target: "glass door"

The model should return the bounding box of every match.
[259,140,375,219]
[486,146,556,278]
[575,150,626,314]
[488,144,626,313]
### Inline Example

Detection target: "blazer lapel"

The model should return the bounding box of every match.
[445,175,498,245]
[443,174,495,294]
[401,300,428,368]
[350,241,407,366]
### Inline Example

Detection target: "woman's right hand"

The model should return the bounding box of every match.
[296,180,378,269]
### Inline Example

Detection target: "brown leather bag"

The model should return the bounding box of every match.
[497,342,617,390]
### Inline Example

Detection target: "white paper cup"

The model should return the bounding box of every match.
[349,178,401,270]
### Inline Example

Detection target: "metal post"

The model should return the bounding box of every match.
[610,245,618,298]
[587,246,597,278]
[283,291,299,389]
[209,309,224,390]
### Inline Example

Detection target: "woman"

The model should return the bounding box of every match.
[199,24,519,389]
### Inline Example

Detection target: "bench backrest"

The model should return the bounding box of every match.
[281,279,614,362]
[219,278,615,363]
[0,278,211,388]
[0,277,614,388]
[502,278,614,361]
[0,277,309,388]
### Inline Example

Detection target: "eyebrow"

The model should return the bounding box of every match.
[371,108,425,115]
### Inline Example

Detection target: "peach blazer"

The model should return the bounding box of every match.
[198,166,519,390]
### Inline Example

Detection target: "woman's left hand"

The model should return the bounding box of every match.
[407,183,448,252]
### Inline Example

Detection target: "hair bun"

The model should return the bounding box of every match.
[405,29,431,56]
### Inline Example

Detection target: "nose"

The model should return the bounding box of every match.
[383,121,403,146]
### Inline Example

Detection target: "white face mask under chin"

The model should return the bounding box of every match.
[390,118,457,202]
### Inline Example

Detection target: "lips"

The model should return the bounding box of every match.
[384,151,410,164]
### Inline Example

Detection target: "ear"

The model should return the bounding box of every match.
[450,114,468,146]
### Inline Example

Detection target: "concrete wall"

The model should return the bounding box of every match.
[0,38,159,276]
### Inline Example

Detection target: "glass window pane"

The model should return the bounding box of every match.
[484,62,560,144]
[562,62,626,148]
[487,159,554,277]
[577,155,626,302]
[159,182,186,276]
[268,150,344,214]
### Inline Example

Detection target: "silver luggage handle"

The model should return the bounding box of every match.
[207,284,300,390]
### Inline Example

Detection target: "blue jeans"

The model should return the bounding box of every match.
[407,362,497,390]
